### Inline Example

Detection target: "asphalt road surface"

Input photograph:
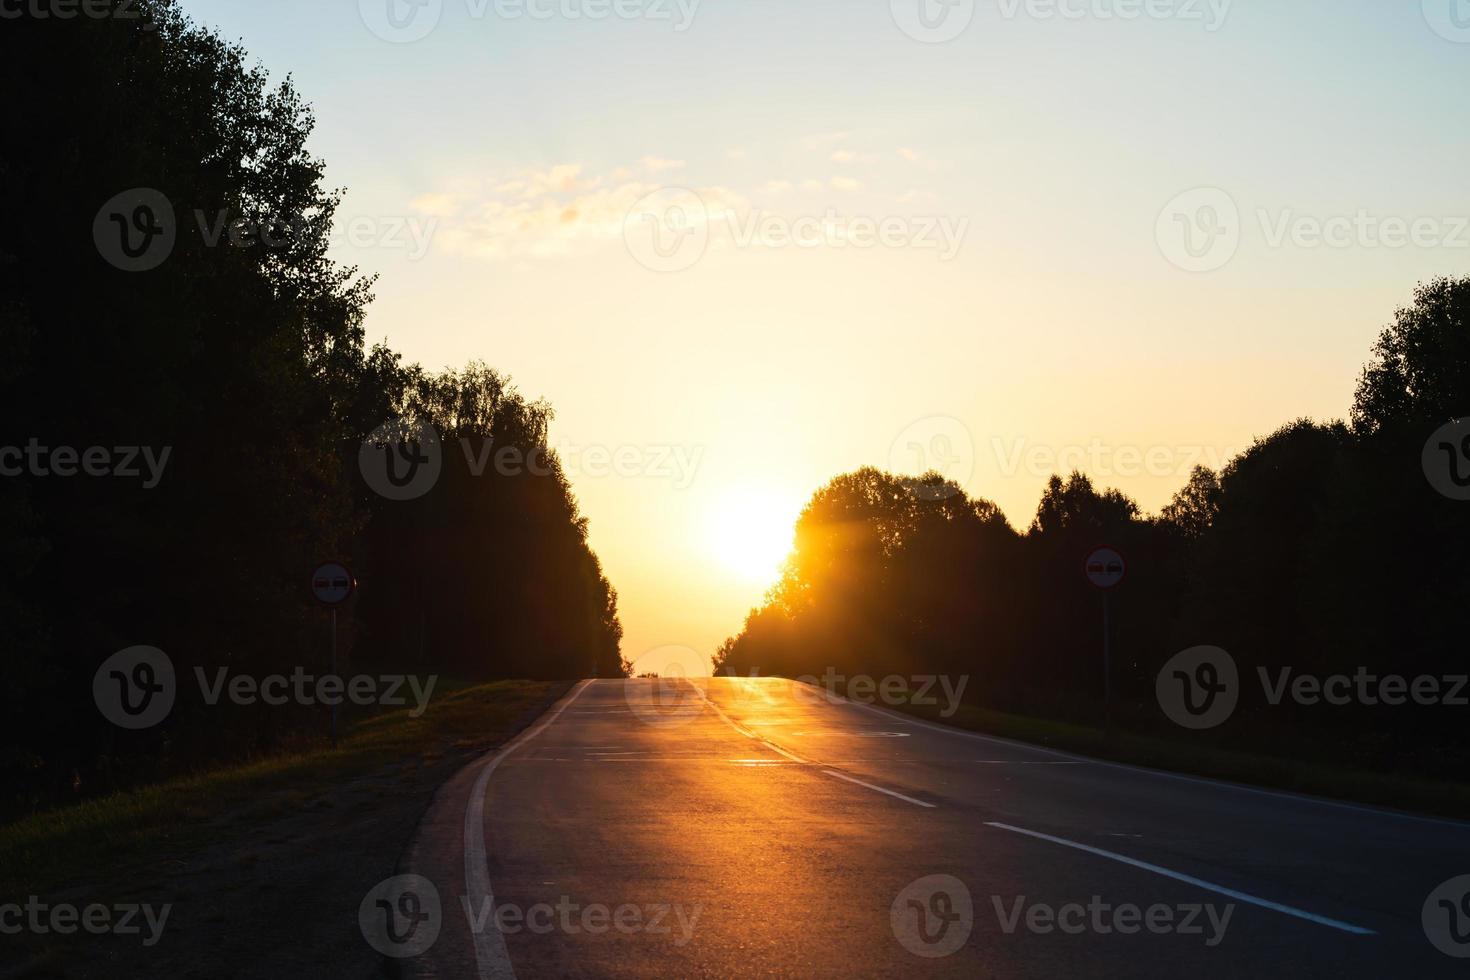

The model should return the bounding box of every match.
[403,678,1470,978]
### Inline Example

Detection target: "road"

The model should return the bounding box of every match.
[403,678,1470,978]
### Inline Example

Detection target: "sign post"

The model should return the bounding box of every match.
[1083,546,1126,737]
[310,561,356,747]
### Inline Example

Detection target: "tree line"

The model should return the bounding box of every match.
[715,276,1470,781]
[0,1,625,815]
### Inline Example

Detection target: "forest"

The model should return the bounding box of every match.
[0,2,626,815]
[716,275,1470,780]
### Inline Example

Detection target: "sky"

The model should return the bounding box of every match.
[183,0,1470,675]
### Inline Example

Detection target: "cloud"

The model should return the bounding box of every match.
[410,192,458,217]
[831,150,855,164]
[532,164,588,193]
[412,162,747,262]
[641,156,687,173]
[803,130,852,151]
[409,152,939,264]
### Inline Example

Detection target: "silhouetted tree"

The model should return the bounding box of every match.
[1160,466,1221,539]
[1352,276,1470,438]
[0,1,623,813]
[720,277,1470,777]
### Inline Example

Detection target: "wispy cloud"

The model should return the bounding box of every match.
[641,156,687,173]
[410,192,458,217]
[410,162,744,261]
[803,130,853,151]
[411,152,945,263]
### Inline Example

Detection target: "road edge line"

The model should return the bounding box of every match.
[463,679,596,980]
[984,820,1378,936]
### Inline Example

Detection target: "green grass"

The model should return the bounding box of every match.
[0,679,560,895]
[880,695,1470,821]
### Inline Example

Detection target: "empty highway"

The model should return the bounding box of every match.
[403,678,1470,978]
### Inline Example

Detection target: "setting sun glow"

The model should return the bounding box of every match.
[706,489,797,586]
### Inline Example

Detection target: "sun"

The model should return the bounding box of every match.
[707,487,797,585]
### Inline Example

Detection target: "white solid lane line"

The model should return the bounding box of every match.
[463,679,595,980]
[838,693,1470,830]
[824,770,937,808]
[984,821,1378,936]
[696,680,935,807]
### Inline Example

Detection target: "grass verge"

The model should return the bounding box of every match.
[0,679,561,898]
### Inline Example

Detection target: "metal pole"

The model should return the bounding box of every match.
[1103,591,1112,738]
[330,607,338,748]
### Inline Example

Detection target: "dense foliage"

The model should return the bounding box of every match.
[717,278,1470,778]
[0,1,624,813]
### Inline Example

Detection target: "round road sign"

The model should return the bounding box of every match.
[1084,547,1126,590]
[311,561,356,606]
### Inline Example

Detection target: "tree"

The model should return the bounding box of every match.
[0,2,626,811]
[1029,472,1139,536]
[1160,466,1221,539]
[1352,275,1470,437]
